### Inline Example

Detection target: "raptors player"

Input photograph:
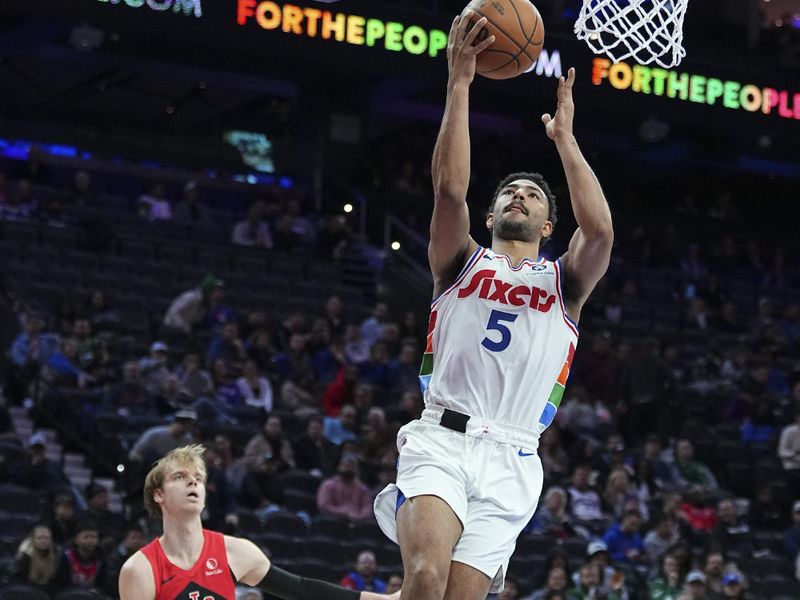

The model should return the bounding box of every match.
[373,13,613,600]
[120,445,400,600]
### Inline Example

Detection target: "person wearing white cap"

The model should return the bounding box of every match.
[128,409,196,465]
[684,570,709,600]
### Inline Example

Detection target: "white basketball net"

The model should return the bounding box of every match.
[574,0,688,68]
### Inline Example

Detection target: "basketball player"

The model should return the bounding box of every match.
[373,12,614,600]
[119,445,400,600]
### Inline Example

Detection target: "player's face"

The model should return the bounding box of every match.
[488,179,552,243]
[157,464,206,516]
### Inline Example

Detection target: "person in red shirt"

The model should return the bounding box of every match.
[119,445,399,600]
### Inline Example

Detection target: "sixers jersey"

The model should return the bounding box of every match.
[141,529,236,600]
[420,247,579,435]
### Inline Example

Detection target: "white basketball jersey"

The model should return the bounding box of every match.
[419,246,579,435]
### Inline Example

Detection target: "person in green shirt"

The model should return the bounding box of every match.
[649,553,684,600]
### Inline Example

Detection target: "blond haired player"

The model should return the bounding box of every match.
[373,12,614,600]
[119,445,400,600]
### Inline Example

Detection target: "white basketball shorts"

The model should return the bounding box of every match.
[373,406,544,594]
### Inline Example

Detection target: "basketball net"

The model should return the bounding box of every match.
[574,0,688,68]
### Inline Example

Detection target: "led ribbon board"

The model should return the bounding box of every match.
[235,0,449,58]
[592,58,800,121]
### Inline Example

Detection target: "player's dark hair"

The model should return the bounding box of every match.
[488,172,558,246]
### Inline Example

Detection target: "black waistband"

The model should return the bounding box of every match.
[439,408,470,433]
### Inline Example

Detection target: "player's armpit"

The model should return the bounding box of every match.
[225,535,270,585]
[118,552,156,600]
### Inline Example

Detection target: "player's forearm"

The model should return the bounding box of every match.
[432,81,471,204]
[555,134,613,238]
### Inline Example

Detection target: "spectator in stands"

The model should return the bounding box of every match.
[5,524,59,594]
[717,571,750,600]
[680,486,718,535]
[235,358,273,413]
[280,373,319,418]
[783,500,800,557]
[778,409,800,476]
[523,566,569,600]
[604,468,637,519]
[272,332,314,385]
[648,553,684,600]
[44,336,94,388]
[7,312,59,402]
[128,409,196,464]
[324,295,345,337]
[387,342,419,393]
[272,213,300,252]
[238,455,285,515]
[386,574,403,595]
[712,498,754,555]
[343,322,370,365]
[137,181,172,221]
[83,482,125,548]
[568,463,606,525]
[359,341,391,390]
[361,301,389,348]
[46,493,78,546]
[102,524,145,598]
[747,484,785,530]
[702,551,737,597]
[324,403,359,445]
[105,361,155,415]
[173,180,209,223]
[201,447,240,531]
[294,414,339,477]
[528,486,573,538]
[248,330,277,374]
[566,562,620,600]
[285,197,316,244]
[538,425,570,481]
[54,519,106,591]
[644,514,680,563]
[139,340,172,395]
[207,320,248,371]
[672,438,718,492]
[385,389,423,428]
[308,316,332,354]
[11,432,68,492]
[313,335,347,385]
[684,570,710,600]
[316,454,373,522]
[231,200,273,248]
[163,275,225,334]
[0,178,37,220]
[213,433,247,492]
[340,549,386,592]
[641,434,675,489]
[603,510,645,565]
[318,214,353,261]
[175,353,213,399]
[497,576,520,600]
[66,170,96,207]
[243,414,296,470]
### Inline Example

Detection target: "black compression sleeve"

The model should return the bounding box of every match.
[258,565,360,600]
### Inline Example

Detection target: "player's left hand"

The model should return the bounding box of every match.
[541,67,575,142]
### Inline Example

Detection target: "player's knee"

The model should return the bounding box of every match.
[404,562,448,596]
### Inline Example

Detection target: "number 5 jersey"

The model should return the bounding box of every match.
[419,247,579,435]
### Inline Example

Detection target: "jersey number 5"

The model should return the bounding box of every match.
[482,309,518,352]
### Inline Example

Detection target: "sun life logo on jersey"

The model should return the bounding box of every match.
[205,557,222,576]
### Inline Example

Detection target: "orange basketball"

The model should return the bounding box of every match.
[462,0,545,80]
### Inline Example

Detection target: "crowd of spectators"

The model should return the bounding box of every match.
[2,145,800,600]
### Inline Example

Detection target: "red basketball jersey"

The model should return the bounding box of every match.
[141,529,237,600]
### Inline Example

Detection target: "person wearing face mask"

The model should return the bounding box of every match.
[317,454,374,523]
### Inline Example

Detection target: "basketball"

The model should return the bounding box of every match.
[462,0,545,80]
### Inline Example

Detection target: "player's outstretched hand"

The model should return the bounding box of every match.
[542,67,576,142]
[447,12,496,85]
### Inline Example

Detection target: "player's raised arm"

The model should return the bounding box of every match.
[118,552,156,600]
[429,14,494,288]
[542,67,613,314]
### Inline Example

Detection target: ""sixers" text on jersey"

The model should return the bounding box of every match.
[457,269,556,312]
